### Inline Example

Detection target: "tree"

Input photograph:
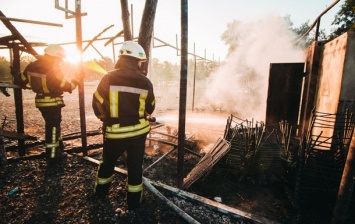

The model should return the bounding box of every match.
[220,20,241,56]
[330,0,355,38]
[292,21,328,48]
[120,0,133,40]
[0,57,11,82]
[138,0,158,76]
[94,57,114,72]
[20,55,35,71]
[187,59,217,85]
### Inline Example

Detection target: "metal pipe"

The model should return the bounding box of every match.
[144,146,177,172]
[295,0,340,44]
[192,43,197,111]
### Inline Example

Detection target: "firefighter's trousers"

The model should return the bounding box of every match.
[38,106,64,160]
[94,134,147,210]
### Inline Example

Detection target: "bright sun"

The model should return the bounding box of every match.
[64,47,82,65]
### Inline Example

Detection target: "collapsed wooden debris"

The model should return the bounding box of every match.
[84,156,279,224]
[183,137,231,189]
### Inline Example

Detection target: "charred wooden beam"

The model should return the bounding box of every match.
[65,144,103,154]
[147,137,201,158]
[7,152,45,163]
[0,11,38,57]
[84,156,279,224]
[0,16,62,27]
[83,24,114,52]
[0,130,37,141]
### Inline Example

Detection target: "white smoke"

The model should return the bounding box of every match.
[202,14,305,121]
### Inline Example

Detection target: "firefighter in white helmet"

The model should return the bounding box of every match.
[92,41,155,210]
[17,44,80,163]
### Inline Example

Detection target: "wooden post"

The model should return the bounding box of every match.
[11,44,26,156]
[75,1,88,156]
[178,0,188,189]
[0,136,7,166]
[331,135,355,223]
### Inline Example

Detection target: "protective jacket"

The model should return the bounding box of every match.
[92,61,155,139]
[18,55,77,161]
[19,55,77,108]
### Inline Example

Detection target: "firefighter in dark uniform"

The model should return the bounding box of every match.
[18,44,79,163]
[92,41,155,210]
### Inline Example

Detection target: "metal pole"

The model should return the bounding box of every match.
[315,18,321,42]
[75,0,88,156]
[131,4,134,38]
[295,0,340,44]
[192,43,197,111]
[178,0,188,189]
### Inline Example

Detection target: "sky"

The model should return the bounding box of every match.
[0,0,343,63]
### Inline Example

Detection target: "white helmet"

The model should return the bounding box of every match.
[44,44,66,59]
[119,41,146,60]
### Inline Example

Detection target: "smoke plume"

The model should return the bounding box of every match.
[202,14,305,121]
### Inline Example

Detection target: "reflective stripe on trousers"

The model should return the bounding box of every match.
[127,182,143,193]
[45,127,59,158]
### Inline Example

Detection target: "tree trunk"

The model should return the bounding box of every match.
[138,0,158,76]
[120,0,132,40]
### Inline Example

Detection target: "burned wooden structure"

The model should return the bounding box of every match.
[191,31,355,223]
[1,1,354,223]
[0,11,44,157]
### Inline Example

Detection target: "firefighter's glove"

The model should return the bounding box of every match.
[147,116,156,122]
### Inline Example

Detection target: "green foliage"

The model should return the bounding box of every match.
[0,54,35,83]
[187,59,218,85]
[20,55,35,71]
[0,56,11,82]
[220,20,240,56]
[330,0,355,39]
[290,19,328,48]
[150,58,179,84]
[95,57,114,72]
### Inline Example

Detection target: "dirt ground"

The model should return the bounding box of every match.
[1,85,354,224]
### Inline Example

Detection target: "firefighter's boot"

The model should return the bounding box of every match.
[127,182,143,210]
[45,145,67,164]
[94,175,113,199]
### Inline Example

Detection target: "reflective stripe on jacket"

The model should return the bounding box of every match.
[21,55,77,98]
[92,59,155,139]
[35,96,65,108]
[104,118,150,139]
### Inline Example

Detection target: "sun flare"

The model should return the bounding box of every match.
[64,47,82,65]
